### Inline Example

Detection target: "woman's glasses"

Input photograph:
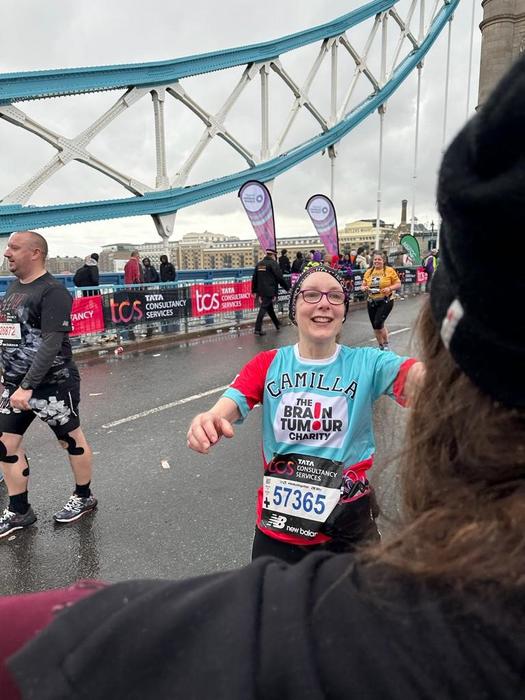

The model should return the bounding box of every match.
[298,289,346,305]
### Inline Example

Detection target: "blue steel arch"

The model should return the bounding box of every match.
[0,0,459,234]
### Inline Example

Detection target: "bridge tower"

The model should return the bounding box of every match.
[478,0,525,105]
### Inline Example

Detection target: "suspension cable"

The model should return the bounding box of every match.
[465,0,477,118]
[441,17,453,150]
[375,105,386,250]
[410,63,423,237]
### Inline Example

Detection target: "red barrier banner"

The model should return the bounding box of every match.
[70,295,105,336]
[416,267,428,284]
[191,281,255,317]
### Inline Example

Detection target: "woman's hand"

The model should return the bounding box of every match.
[187,411,235,454]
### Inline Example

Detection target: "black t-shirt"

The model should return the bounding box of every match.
[0,272,74,387]
[9,554,523,699]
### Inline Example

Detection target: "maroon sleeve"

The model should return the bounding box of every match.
[0,581,107,700]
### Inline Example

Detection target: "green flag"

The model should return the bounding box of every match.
[400,234,421,266]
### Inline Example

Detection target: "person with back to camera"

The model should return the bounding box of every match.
[188,263,422,563]
[251,248,290,336]
[72,253,99,297]
[362,250,401,351]
[278,248,291,274]
[0,54,524,700]
[291,250,304,273]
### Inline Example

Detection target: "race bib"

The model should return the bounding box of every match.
[260,453,343,539]
[0,317,21,347]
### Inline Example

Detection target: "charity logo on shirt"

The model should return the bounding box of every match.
[273,391,348,448]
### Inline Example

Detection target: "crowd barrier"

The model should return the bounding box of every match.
[68,266,427,349]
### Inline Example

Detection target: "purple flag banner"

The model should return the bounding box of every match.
[305,194,339,257]
[238,180,277,252]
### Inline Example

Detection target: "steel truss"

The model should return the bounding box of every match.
[0,0,458,236]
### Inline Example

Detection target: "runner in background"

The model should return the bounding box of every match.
[0,231,96,538]
[188,264,422,563]
[362,251,401,351]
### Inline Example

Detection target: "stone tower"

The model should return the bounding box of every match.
[478,0,525,105]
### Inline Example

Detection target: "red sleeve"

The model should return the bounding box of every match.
[393,358,419,406]
[229,349,278,410]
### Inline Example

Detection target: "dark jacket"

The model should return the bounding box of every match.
[291,257,303,273]
[252,255,290,298]
[143,265,160,284]
[160,262,176,282]
[278,254,291,274]
[9,554,523,700]
[73,260,99,288]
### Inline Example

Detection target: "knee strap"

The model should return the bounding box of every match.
[57,433,85,456]
[0,434,19,464]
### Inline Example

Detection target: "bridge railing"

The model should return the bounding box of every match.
[68,267,427,351]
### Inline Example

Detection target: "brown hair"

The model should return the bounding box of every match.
[369,298,525,589]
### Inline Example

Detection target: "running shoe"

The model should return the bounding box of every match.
[0,472,4,485]
[0,507,37,538]
[53,494,97,523]
[383,344,390,352]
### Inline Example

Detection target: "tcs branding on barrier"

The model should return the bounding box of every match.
[191,281,254,317]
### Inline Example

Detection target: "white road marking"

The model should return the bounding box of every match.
[102,384,230,429]
[368,327,411,342]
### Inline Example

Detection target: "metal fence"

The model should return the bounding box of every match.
[69,266,427,352]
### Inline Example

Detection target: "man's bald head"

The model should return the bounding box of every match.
[17,230,48,259]
[4,230,49,282]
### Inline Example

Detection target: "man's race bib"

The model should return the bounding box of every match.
[260,453,343,539]
[0,313,21,347]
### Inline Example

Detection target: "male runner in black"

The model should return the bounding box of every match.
[0,231,96,538]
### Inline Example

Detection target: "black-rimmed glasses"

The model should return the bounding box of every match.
[298,289,346,305]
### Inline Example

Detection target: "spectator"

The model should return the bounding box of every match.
[291,251,303,274]
[73,254,99,297]
[159,255,176,283]
[278,249,291,274]
[123,251,143,286]
[142,258,159,284]
[423,249,438,291]
[251,248,290,336]
[354,247,367,270]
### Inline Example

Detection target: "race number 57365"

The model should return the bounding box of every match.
[272,485,326,515]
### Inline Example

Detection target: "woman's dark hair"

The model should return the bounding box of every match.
[368,298,525,589]
[160,255,168,263]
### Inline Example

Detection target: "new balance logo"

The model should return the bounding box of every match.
[267,514,287,529]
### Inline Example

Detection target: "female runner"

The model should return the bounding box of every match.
[187,264,422,563]
[362,251,401,350]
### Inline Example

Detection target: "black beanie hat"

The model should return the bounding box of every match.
[431,54,525,408]
[289,264,349,324]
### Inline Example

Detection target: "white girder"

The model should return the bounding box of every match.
[0,1,444,238]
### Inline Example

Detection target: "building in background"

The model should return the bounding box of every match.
[478,0,525,105]
[46,256,84,274]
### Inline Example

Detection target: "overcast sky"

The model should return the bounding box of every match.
[1,0,483,258]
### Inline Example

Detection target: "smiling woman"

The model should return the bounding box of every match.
[187,263,423,564]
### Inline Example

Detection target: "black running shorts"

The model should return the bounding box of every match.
[0,380,81,437]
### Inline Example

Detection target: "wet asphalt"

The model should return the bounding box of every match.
[0,294,426,594]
